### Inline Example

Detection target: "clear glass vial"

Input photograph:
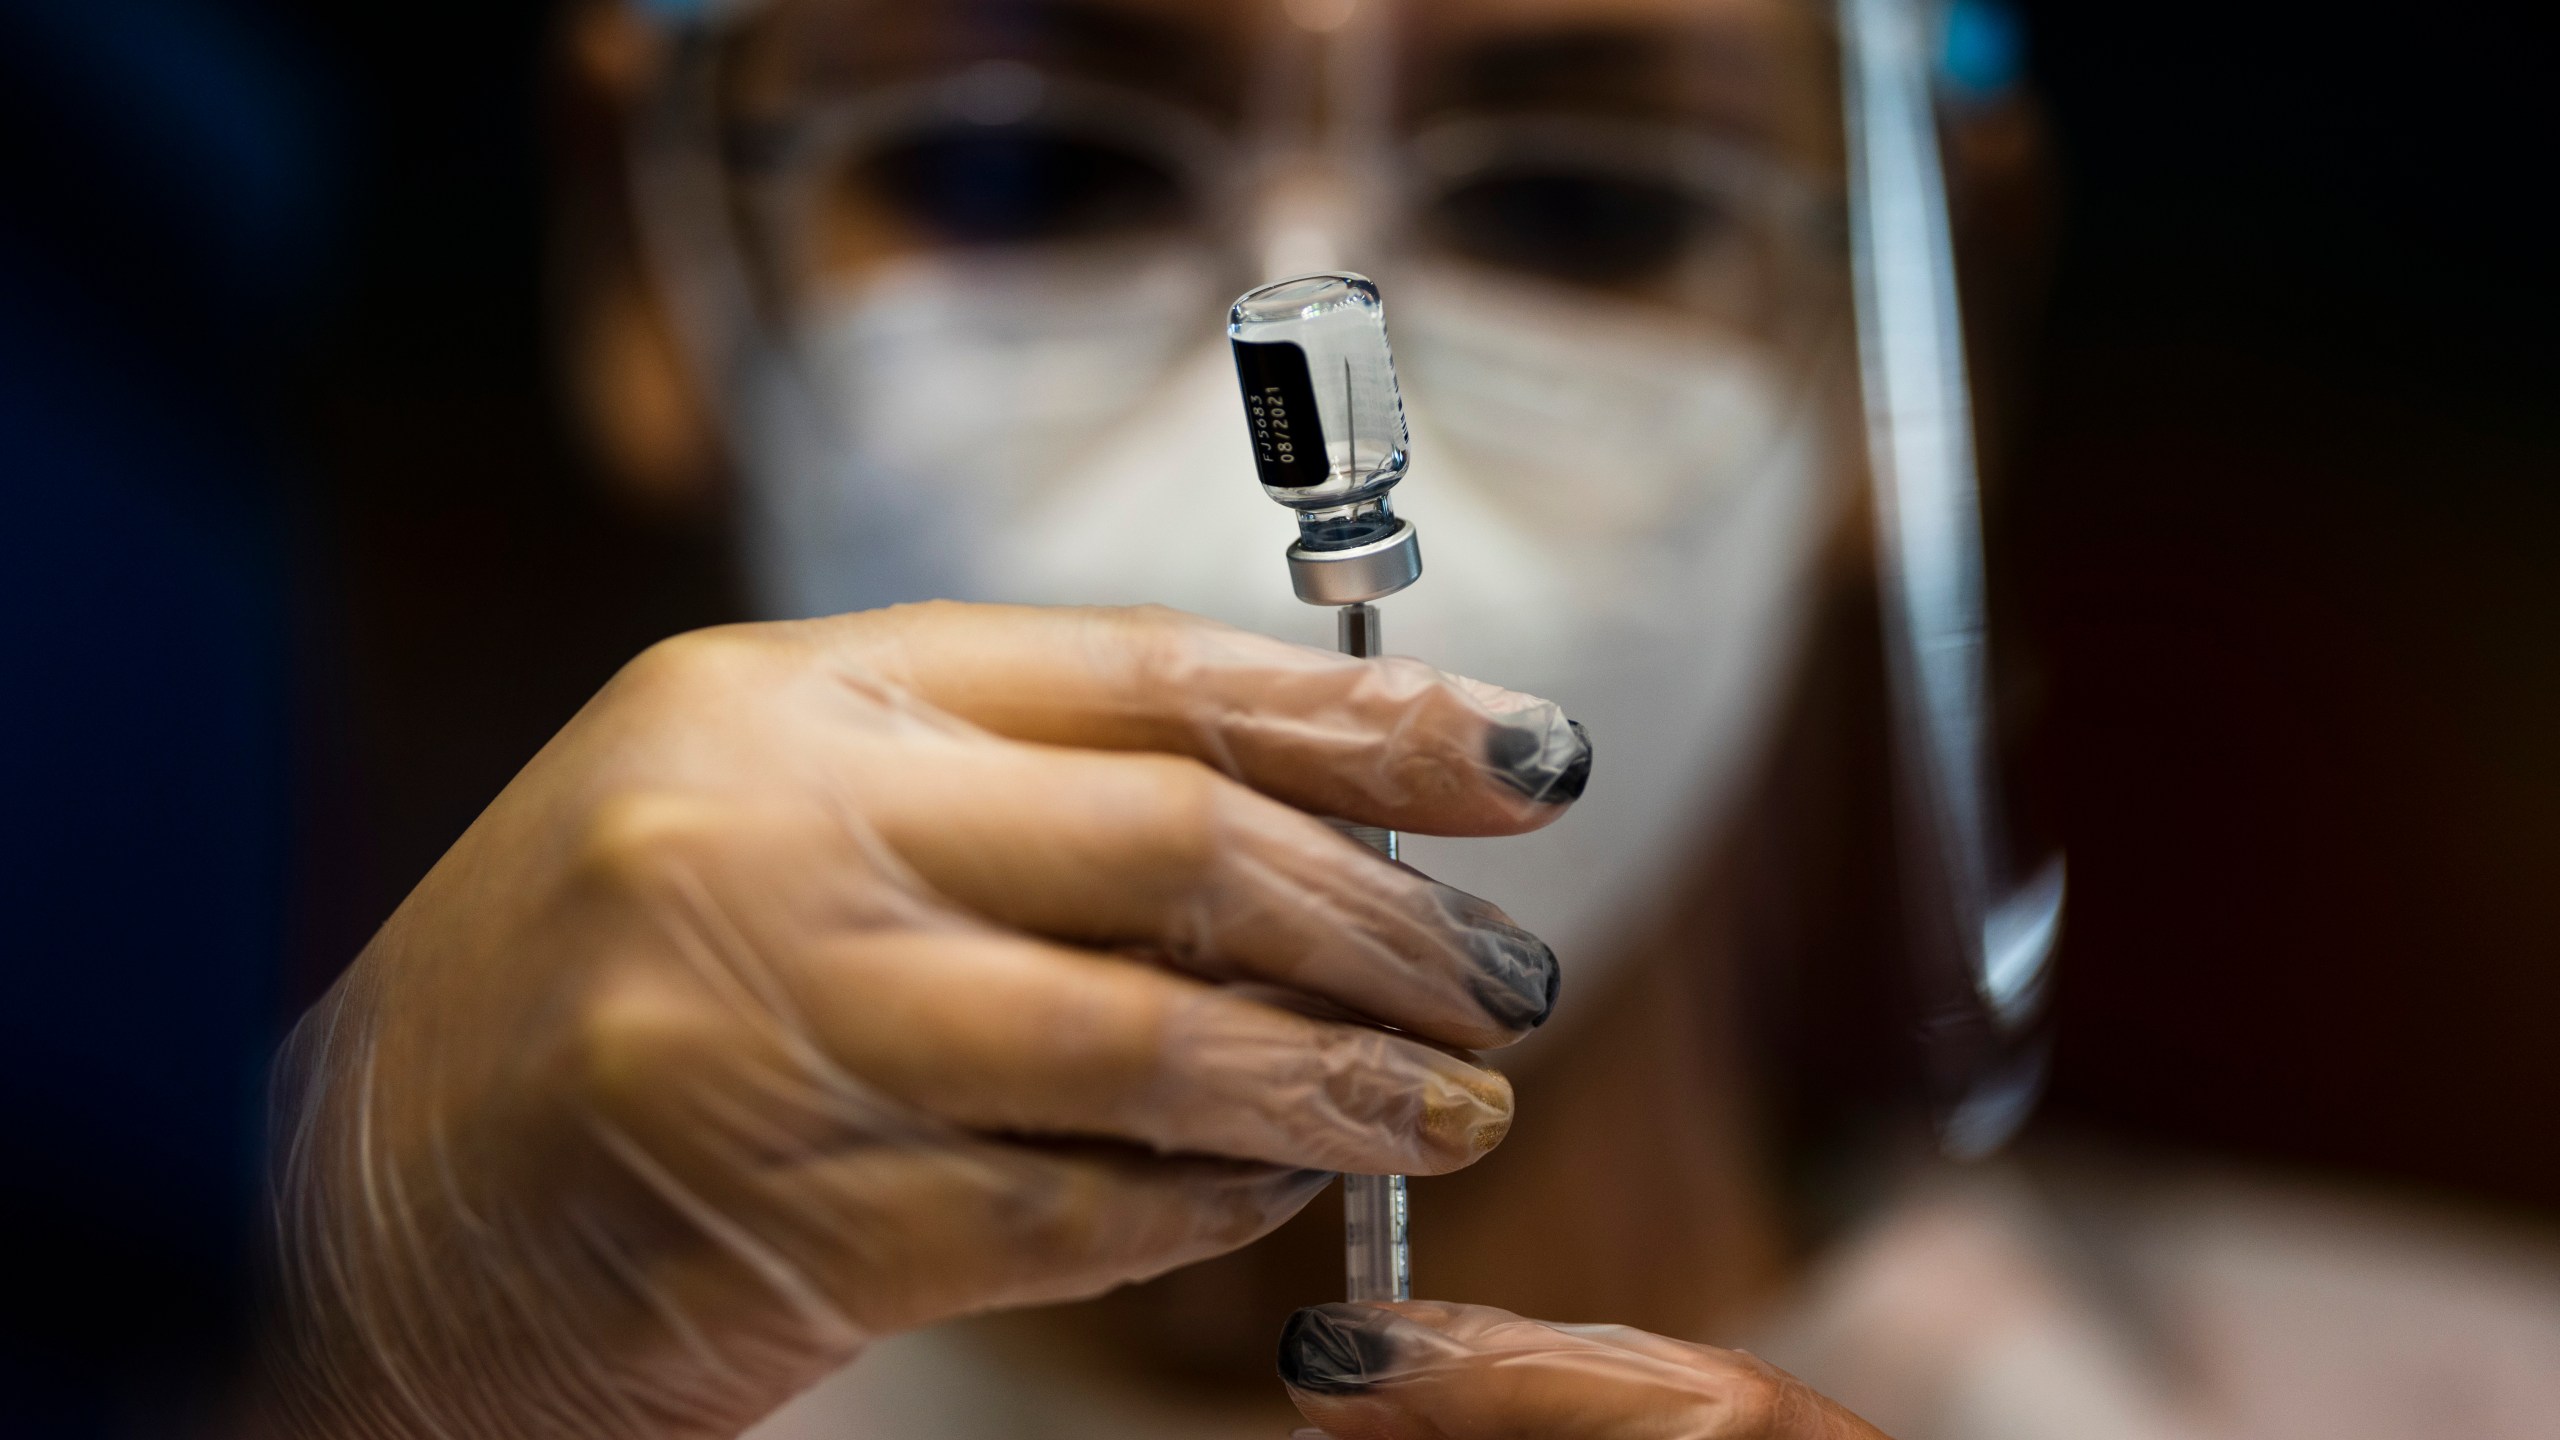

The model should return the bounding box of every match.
[1228,272,1422,602]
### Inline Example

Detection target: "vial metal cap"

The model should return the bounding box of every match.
[1286,517,1422,604]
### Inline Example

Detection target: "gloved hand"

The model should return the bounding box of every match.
[258,602,1591,1440]
[1280,1301,1892,1440]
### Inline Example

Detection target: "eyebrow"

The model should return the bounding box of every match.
[783,0,1247,118]
[1429,27,1670,109]
[1404,20,1799,142]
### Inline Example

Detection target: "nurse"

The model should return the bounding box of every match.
[257,0,2004,1435]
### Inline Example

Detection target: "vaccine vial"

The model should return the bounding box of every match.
[1229,273,1422,603]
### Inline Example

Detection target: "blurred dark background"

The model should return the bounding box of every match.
[1,0,2551,1434]
[2013,3,2559,1212]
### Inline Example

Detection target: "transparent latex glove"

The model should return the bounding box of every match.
[1280,1301,1894,1440]
[258,603,1592,1440]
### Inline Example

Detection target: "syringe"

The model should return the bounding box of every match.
[1227,272,1420,1303]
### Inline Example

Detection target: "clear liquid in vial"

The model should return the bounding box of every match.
[1228,273,1411,546]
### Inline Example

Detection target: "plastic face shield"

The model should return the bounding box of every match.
[622,0,2060,1159]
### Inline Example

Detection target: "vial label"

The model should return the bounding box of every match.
[1231,339,1331,490]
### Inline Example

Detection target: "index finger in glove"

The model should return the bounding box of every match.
[1277,1301,1893,1440]
[813,603,1593,836]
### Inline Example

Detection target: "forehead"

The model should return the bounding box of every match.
[745,0,1836,126]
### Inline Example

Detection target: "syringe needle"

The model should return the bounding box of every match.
[1343,356,1356,482]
